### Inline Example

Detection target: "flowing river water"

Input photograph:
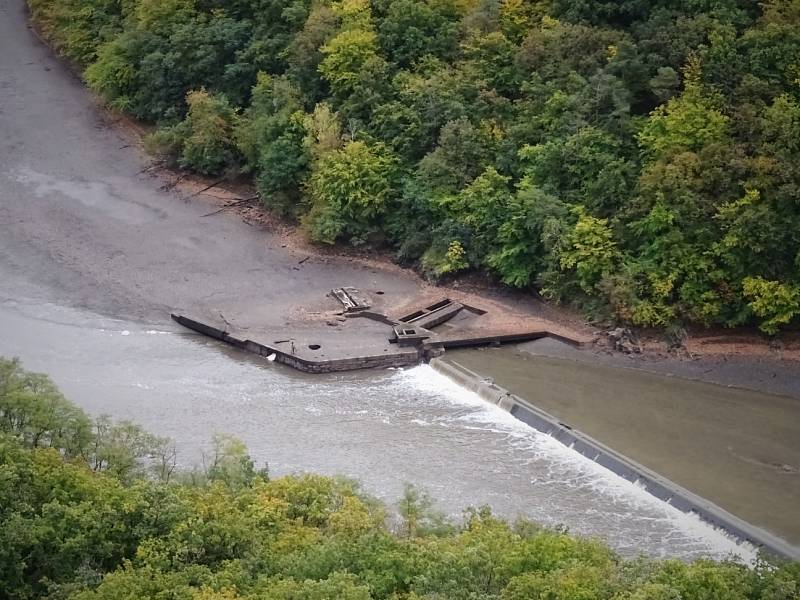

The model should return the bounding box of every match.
[0,293,755,561]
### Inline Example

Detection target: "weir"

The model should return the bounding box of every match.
[171,290,799,560]
[0,299,769,560]
[430,358,800,561]
[171,290,589,373]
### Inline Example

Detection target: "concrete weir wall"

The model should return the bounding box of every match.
[430,358,800,561]
[171,314,419,372]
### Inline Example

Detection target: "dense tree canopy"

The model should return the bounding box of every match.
[28,0,800,333]
[2,357,799,599]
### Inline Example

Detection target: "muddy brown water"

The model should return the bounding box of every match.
[451,343,800,548]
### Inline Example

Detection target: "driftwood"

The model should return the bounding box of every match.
[181,178,224,201]
[159,174,185,192]
[135,164,158,175]
[200,196,257,217]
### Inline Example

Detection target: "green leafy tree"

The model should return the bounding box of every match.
[319,29,381,97]
[147,89,241,176]
[28,0,126,66]
[377,0,461,68]
[547,207,620,299]
[742,277,800,335]
[0,358,91,456]
[89,415,169,482]
[284,3,340,102]
[417,117,495,193]
[305,140,399,244]
[637,57,729,162]
[486,180,568,287]
[236,74,310,215]
[317,0,390,119]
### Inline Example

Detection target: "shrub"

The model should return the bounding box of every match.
[304,141,399,244]
[147,90,241,176]
[421,239,469,280]
[742,277,800,335]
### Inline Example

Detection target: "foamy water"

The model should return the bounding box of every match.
[0,296,757,561]
[399,366,756,562]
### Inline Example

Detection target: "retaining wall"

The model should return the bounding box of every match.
[172,314,419,373]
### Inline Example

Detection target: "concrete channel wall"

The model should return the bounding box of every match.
[171,314,419,372]
[430,357,800,561]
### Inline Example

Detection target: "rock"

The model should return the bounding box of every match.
[619,339,641,354]
[606,327,640,354]
[608,327,627,341]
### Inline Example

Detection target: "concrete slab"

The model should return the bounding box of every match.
[172,289,588,373]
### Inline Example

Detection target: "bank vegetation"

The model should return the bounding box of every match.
[27,0,800,334]
[3,357,800,599]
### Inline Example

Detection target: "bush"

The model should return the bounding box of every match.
[421,239,469,280]
[28,0,125,66]
[235,74,311,216]
[147,90,241,176]
[304,141,399,245]
[742,277,800,335]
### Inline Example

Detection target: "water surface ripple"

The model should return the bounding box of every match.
[0,297,754,561]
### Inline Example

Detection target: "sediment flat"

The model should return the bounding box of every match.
[0,0,422,327]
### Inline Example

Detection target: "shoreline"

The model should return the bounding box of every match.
[86,79,800,395]
[4,0,799,561]
[514,336,800,400]
[22,4,800,387]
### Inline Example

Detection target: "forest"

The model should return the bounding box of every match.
[27,0,800,333]
[2,356,800,599]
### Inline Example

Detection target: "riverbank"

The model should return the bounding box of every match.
[3,0,797,560]
[156,167,800,391]
[116,119,800,368]
[50,70,800,394]
[19,0,800,390]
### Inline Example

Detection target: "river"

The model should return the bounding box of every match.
[0,293,756,561]
[0,0,763,563]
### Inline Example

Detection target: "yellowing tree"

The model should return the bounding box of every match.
[637,58,729,161]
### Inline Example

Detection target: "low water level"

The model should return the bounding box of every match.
[0,0,765,565]
[0,294,754,561]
